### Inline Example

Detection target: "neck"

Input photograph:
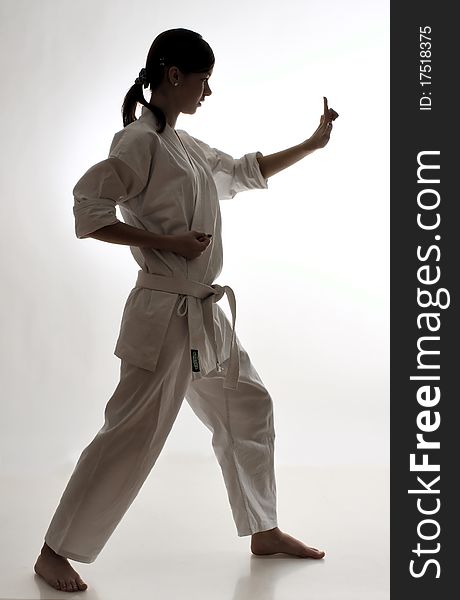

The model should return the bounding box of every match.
[148,90,179,128]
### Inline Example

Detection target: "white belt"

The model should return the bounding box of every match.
[135,270,240,390]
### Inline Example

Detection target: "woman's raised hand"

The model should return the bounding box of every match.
[162,230,212,260]
[306,97,339,150]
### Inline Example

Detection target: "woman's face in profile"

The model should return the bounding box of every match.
[179,68,213,114]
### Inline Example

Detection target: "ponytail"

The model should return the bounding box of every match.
[121,82,167,133]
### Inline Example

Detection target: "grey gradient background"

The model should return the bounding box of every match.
[0,1,389,598]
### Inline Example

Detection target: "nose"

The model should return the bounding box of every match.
[205,81,212,97]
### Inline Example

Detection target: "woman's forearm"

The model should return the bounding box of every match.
[256,138,318,179]
[87,221,167,249]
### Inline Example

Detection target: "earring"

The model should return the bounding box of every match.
[174,82,179,87]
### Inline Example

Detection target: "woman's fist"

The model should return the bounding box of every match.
[163,230,212,260]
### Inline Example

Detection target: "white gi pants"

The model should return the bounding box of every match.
[44,297,278,563]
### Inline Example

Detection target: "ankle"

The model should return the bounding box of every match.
[252,527,279,538]
[41,542,60,557]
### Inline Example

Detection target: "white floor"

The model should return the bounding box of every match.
[1,455,389,600]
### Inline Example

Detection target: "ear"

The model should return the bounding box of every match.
[167,66,181,86]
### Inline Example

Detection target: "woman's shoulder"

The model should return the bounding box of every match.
[107,119,160,178]
[176,129,216,156]
[176,128,202,144]
[110,119,160,156]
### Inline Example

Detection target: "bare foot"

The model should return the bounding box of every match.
[251,527,325,559]
[34,542,88,592]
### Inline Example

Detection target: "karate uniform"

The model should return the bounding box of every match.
[44,106,278,563]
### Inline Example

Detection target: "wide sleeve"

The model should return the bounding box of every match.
[72,127,154,239]
[182,132,269,201]
[72,157,143,238]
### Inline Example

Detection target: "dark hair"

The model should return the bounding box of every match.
[121,28,215,133]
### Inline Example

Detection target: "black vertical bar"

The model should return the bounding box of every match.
[391,2,458,598]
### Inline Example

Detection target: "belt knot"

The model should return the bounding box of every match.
[135,271,239,389]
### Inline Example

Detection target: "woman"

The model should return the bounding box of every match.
[34,28,338,593]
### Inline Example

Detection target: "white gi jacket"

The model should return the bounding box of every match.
[73,106,268,387]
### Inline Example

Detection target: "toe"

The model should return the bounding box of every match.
[59,579,67,591]
[69,579,79,591]
[308,547,325,559]
[76,577,88,591]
